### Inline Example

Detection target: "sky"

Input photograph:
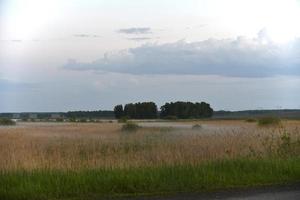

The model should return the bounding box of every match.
[1,0,300,112]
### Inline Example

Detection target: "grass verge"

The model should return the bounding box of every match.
[1,158,300,200]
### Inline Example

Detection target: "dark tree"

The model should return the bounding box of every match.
[124,103,136,118]
[121,102,158,119]
[113,104,124,119]
[135,102,157,119]
[160,101,213,119]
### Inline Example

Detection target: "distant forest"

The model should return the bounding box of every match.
[212,109,300,119]
[2,107,300,120]
[66,111,114,119]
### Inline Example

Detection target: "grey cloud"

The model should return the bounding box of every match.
[118,27,152,34]
[127,37,153,41]
[73,34,100,38]
[63,33,300,78]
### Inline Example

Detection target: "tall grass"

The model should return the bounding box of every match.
[0,121,299,199]
[0,121,299,170]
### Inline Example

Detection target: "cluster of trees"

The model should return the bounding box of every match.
[114,101,213,119]
[160,101,213,119]
[114,102,158,119]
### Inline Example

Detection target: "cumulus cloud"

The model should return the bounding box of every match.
[63,33,300,77]
[118,27,152,34]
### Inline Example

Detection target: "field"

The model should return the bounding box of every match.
[0,120,300,199]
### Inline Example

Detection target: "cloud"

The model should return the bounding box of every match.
[73,34,100,38]
[63,32,300,77]
[118,27,152,34]
[127,37,153,41]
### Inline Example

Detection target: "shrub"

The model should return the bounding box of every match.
[192,124,202,130]
[79,119,87,123]
[245,118,257,123]
[121,122,140,132]
[0,118,16,126]
[257,117,281,126]
[118,116,128,123]
[164,115,178,120]
[56,118,64,122]
[69,118,77,122]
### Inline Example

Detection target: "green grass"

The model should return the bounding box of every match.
[1,158,300,200]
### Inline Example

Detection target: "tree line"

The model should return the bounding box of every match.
[114,101,213,119]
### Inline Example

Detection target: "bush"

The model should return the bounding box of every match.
[69,118,77,122]
[56,118,64,122]
[245,118,257,123]
[192,124,202,130]
[164,115,178,120]
[257,117,281,126]
[121,122,140,132]
[118,116,128,123]
[0,118,16,126]
[79,119,87,123]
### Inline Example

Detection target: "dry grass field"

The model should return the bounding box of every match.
[1,120,300,199]
[0,120,299,171]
